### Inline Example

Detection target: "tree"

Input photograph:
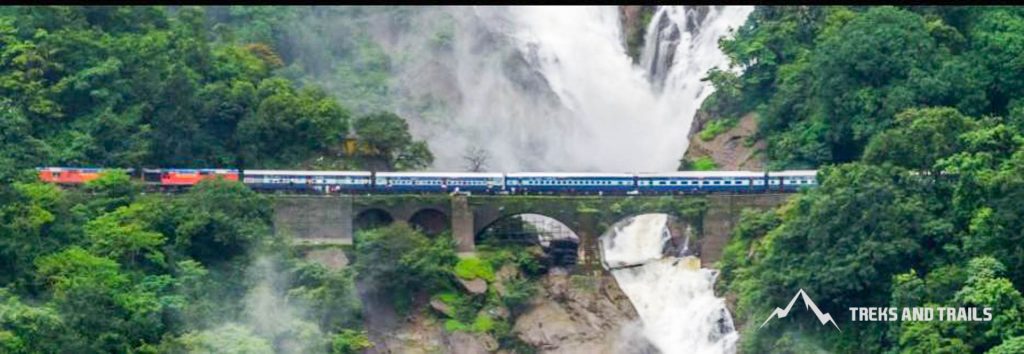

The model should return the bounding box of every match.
[989,336,1024,354]
[84,202,166,270]
[159,324,274,354]
[863,107,975,172]
[462,145,490,172]
[353,111,433,171]
[287,262,363,332]
[353,223,457,310]
[35,247,173,352]
[169,178,273,265]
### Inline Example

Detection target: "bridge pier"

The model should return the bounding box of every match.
[575,211,602,273]
[273,195,353,245]
[451,195,475,253]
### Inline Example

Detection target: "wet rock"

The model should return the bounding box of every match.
[488,305,511,320]
[683,111,765,170]
[458,277,488,295]
[444,331,490,354]
[512,272,640,353]
[430,298,454,317]
[304,248,349,270]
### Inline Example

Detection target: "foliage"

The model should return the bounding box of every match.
[0,5,430,172]
[712,8,1024,350]
[353,223,457,311]
[681,156,718,171]
[710,6,1024,168]
[698,118,737,141]
[159,324,274,354]
[169,179,274,265]
[329,329,373,354]
[353,111,434,171]
[989,336,1024,354]
[288,261,363,332]
[0,169,363,352]
[453,257,496,282]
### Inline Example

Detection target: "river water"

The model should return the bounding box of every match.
[601,214,738,354]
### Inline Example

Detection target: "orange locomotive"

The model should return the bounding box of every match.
[37,167,110,184]
[37,167,238,188]
[142,168,239,185]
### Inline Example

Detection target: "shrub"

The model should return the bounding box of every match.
[454,257,495,282]
[698,118,737,141]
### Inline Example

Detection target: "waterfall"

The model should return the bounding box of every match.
[601,214,738,354]
[383,6,752,172]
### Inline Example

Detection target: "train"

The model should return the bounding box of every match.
[36,167,818,195]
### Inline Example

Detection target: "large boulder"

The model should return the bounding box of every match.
[458,277,488,295]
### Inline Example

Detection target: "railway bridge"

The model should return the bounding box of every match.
[273,193,793,270]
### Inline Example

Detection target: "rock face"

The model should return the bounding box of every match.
[458,277,488,295]
[620,6,657,63]
[360,287,495,354]
[303,247,349,270]
[684,110,766,170]
[512,270,644,353]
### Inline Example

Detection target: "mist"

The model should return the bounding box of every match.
[273,6,752,172]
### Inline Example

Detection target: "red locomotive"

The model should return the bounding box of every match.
[37,167,108,184]
[142,168,239,186]
[37,167,238,188]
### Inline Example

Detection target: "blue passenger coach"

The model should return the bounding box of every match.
[637,171,767,193]
[243,170,372,193]
[767,170,818,191]
[374,172,504,194]
[505,173,636,194]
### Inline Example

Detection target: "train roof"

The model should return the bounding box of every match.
[376,172,504,178]
[637,171,765,178]
[142,168,238,173]
[245,170,372,176]
[38,166,129,172]
[768,170,818,177]
[506,172,634,178]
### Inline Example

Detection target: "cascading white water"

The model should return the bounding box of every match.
[601,214,738,354]
[388,6,752,172]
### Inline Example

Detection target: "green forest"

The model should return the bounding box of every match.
[707,6,1024,353]
[0,6,431,181]
[0,6,441,354]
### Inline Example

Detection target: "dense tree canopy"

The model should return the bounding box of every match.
[0,5,431,180]
[714,6,1024,353]
[709,6,1024,168]
[0,6,440,353]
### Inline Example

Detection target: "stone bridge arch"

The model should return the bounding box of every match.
[474,212,580,243]
[353,208,394,233]
[475,212,581,266]
[408,208,449,236]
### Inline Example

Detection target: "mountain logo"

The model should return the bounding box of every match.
[760,289,841,331]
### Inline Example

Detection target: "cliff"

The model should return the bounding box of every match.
[682,109,766,171]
